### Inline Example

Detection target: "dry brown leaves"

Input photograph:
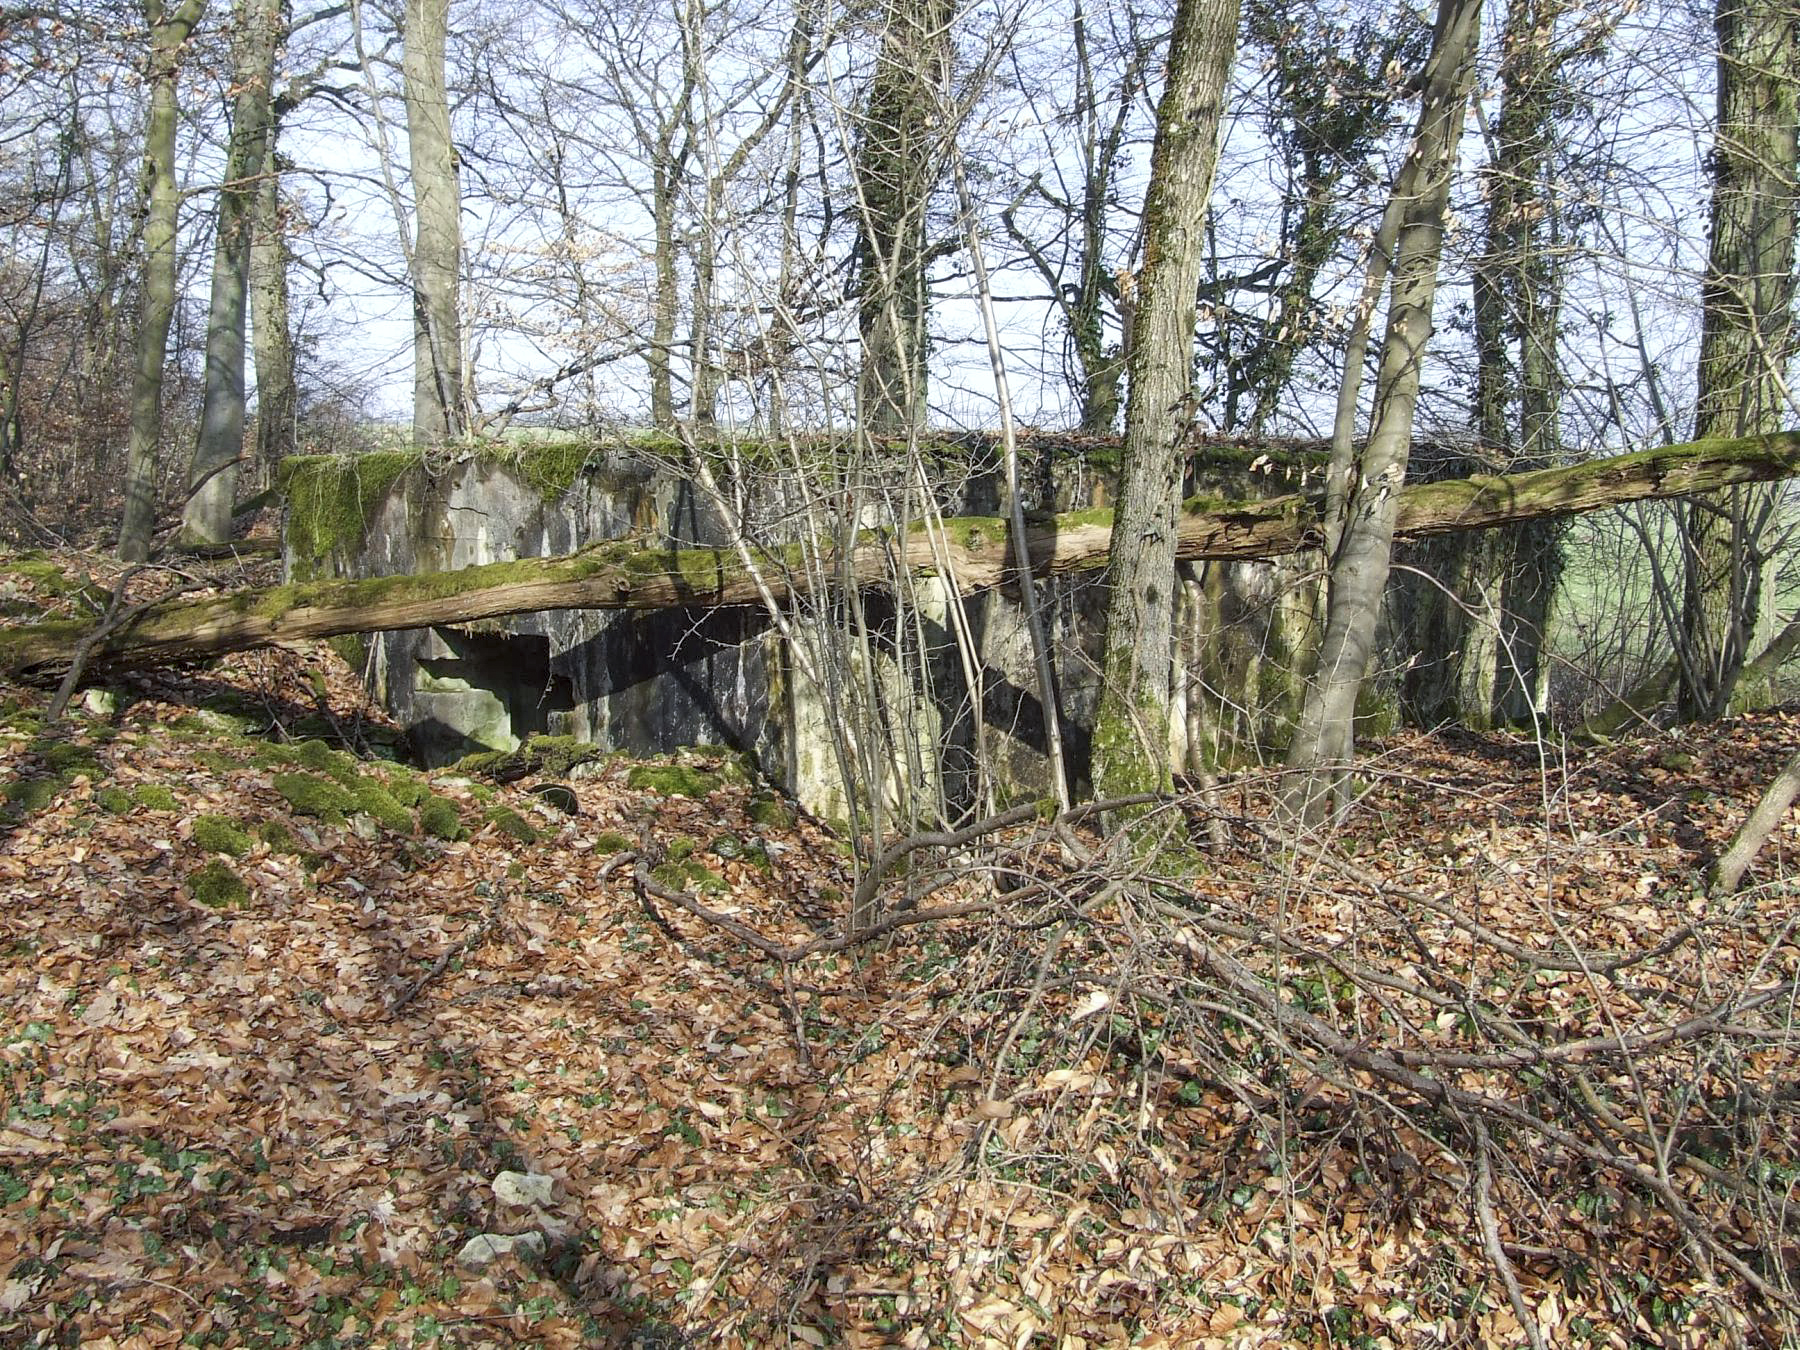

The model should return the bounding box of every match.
[0,635,1794,1347]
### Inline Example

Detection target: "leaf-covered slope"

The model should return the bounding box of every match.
[1,641,1796,1346]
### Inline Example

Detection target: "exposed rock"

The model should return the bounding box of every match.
[455,1230,546,1271]
[492,1170,557,1209]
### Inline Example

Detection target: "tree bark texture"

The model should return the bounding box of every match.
[1711,745,1800,893]
[1679,0,1800,720]
[852,0,953,436]
[118,0,209,562]
[250,138,299,479]
[15,432,1800,685]
[1456,0,1571,727]
[404,0,465,445]
[1282,0,1482,824]
[1090,0,1241,801]
[183,0,284,543]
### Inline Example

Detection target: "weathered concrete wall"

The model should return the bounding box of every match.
[280,439,1322,817]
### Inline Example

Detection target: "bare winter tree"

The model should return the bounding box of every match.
[1676,0,1799,720]
[119,0,210,561]
[404,0,465,444]
[850,0,954,436]
[996,1,1161,435]
[1281,0,1482,824]
[1090,0,1240,803]
[182,0,285,543]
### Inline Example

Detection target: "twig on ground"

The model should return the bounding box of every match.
[1474,1123,1548,1350]
[387,890,506,1016]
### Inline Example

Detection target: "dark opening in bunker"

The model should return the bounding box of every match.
[411,628,577,765]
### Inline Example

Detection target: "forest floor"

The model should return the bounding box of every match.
[0,548,1795,1349]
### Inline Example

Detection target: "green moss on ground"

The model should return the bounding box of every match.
[626,763,723,798]
[5,775,61,813]
[41,742,99,777]
[652,859,726,895]
[528,735,602,778]
[350,780,413,832]
[174,709,259,738]
[453,734,605,783]
[451,750,513,778]
[190,859,249,909]
[483,805,539,844]
[192,815,253,857]
[191,748,244,776]
[379,770,433,809]
[279,451,421,580]
[417,796,466,841]
[294,739,363,785]
[95,787,131,815]
[259,821,298,853]
[131,784,179,812]
[0,557,108,608]
[326,634,370,672]
[273,772,355,824]
[745,794,794,831]
[593,830,632,854]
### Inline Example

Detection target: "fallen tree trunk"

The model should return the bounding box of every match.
[5,430,1798,681]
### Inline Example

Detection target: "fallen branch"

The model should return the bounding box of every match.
[386,890,506,1016]
[7,431,1800,681]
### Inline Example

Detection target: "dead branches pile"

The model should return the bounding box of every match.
[637,766,1799,1341]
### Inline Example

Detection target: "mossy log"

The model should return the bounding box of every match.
[6,431,1798,682]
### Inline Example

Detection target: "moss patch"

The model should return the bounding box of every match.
[491,440,595,502]
[279,451,421,580]
[652,859,726,895]
[189,859,249,909]
[380,771,433,809]
[593,830,632,854]
[294,739,362,785]
[273,772,355,824]
[5,775,61,813]
[417,795,466,841]
[625,755,748,799]
[348,780,411,832]
[95,787,131,815]
[42,741,100,777]
[453,734,605,783]
[131,784,180,812]
[0,557,108,609]
[483,805,539,844]
[192,815,253,857]
[745,794,793,830]
[325,634,370,673]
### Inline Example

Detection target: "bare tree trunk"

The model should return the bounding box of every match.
[852,0,952,436]
[1089,0,1240,802]
[119,0,209,561]
[1464,0,1571,727]
[1282,0,1481,825]
[1678,0,1799,720]
[404,0,465,445]
[183,0,282,543]
[1711,747,1800,893]
[250,138,298,479]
